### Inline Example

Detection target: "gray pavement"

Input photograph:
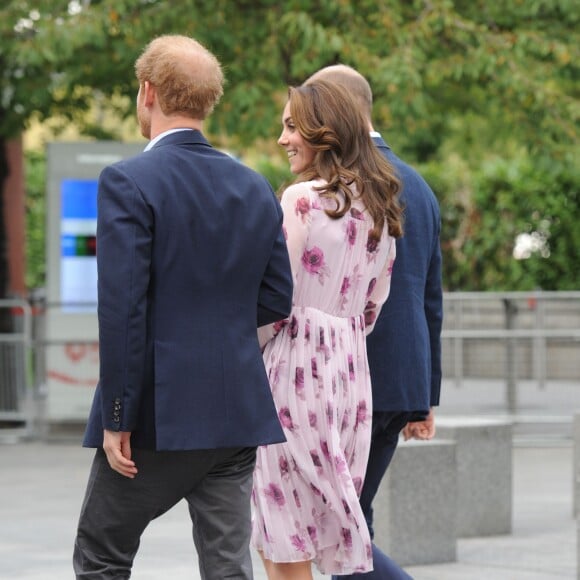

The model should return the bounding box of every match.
[0,377,578,579]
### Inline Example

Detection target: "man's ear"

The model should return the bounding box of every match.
[143,81,156,107]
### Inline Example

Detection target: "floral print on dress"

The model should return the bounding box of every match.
[289,315,299,340]
[264,483,286,507]
[295,196,311,222]
[339,276,351,311]
[301,246,329,284]
[364,300,378,327]
[279,455,290,478]
[252,180,396,575]
[366,277,377,299]
[295,367,305,400]
[316,327,331,362]
[339,264,362,312]
[355,400,369,431]
[269,357,286,389]
[346,220,357,246]
[278,407,295,431]
[291,534,308,552]
[350,207,364,220]
[366,232,380,263]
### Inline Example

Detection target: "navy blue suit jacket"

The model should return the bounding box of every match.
[366,136,442,413]
[83,130,293,450]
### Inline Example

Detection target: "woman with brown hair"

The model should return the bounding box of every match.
[251,80,404,579]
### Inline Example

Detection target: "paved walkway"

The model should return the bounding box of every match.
[0,376,578,579]
[0,437,576,579]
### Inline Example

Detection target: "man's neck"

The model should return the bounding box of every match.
[145,128,198,151]
[150,116,203,140]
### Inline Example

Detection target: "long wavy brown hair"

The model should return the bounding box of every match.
[287,80,403,239]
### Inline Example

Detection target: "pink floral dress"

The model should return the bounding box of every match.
[251,179,396,575]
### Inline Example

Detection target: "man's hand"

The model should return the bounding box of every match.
[103,430,138,478]
[402,408,436,441]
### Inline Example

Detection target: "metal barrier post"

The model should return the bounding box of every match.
[503,298,518,414]
[453,300,464,388]
[534,292,547,390]
[29,291,48,438]
[0,299,32,427]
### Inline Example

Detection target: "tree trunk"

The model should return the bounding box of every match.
[0,136,18,413]
[0,136,11,330]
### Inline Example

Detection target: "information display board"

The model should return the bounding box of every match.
[60,179,99,310]
[45,142,144,421]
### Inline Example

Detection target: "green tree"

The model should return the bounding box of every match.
[24,150,46,290]
[421,151,579,290]
[1,0,578,290]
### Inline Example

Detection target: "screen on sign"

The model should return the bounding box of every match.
[60,179,98,311]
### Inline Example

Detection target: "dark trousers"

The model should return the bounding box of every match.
[73,446,257,580]
[333,411,414,580]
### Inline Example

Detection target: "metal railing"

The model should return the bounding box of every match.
[0,299,32,422]
[441,291,580,413]
[1,291,579,434]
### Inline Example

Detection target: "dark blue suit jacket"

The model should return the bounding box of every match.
[366,136,442,413]
[83,130,293,450]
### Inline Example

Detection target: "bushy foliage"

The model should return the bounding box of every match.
[24,150,46,290]
[421,150,580,290]
[1,0,578,290]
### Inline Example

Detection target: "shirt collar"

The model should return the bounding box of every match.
[144,128,196,151]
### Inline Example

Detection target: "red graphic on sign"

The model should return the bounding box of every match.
[47,370,97,387]
[48,343,99,387]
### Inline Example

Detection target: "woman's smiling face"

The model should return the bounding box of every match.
[277,101,316,175]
